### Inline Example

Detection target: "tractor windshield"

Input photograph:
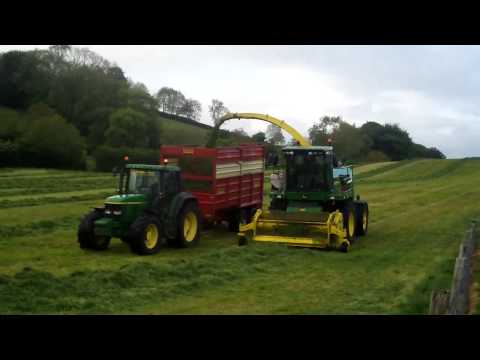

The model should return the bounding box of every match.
[127,169,160,195]
[285,152,327,191]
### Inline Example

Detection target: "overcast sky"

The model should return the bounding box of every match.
[1,45,479,158]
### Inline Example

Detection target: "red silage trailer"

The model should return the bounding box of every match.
[160,144,265,230]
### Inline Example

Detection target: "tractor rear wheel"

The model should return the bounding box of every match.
[176,202,201,248]
[78,210,111,250]
[355,202,369,236]
[342,201,357,244]
[127,215,162,255]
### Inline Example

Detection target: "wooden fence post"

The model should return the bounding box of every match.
[448,256,470,314]
[446,221,477,315]
[429,290,450,315]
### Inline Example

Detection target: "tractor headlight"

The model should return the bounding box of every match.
[113,210,122,216]
[105,209,111,215]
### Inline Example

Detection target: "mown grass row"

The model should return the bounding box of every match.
[0,191,112,209]
[0,245,305,314]
[1,160,479,314]
[0,215,81,240]
[358,159,470,184]
[0,176,116,194]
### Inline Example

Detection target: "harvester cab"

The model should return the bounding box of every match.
[271,146,358,208]
[78,163,201,255]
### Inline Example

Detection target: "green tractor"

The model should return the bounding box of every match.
[239,145,369,252]
[78,164,201,255]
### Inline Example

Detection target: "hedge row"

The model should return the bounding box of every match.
[93,146,160,172]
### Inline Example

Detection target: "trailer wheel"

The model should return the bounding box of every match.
[127,215,162,255]
[78,210,111,251]
[176,202,201,248]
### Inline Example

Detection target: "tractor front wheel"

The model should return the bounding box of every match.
[127,215,162,255]
[342,202,357,244]
[176,202,201,248]
[78,210,111,251]
[355,202,369,236]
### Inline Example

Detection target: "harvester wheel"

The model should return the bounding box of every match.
[127,215,162,255]
[342,201,357,243]
[340,241,349,253]
[176,202,201,248]
[228,208,254,232]
[238,235,249,246]
[78,210,111,251]
[355,202,369,236]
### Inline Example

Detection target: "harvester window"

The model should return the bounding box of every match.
[286,153,327,191]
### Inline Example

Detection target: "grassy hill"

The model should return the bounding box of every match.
[159,115,211,145]
[0,159,479,314]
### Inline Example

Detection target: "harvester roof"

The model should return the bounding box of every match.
[282,146,333,152]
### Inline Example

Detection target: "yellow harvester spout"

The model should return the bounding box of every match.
[207,112,311,148]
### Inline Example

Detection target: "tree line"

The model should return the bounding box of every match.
[248,116,445,164]
[0,46,240,170]
[0,45,445,171]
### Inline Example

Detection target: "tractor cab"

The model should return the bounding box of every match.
[118,164,181,199]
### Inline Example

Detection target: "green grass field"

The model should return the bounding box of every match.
[1,159,479,314]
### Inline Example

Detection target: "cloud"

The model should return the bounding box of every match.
[1,45,479,158]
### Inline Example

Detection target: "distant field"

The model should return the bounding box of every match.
[159,117,210,145]
[0,160,479,314]
[353,161,395,175]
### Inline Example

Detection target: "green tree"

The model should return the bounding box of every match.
[308,116,341,146]
[85,107,115,151]
[0,51,52,109]
[18,114,86,169]
[333,122,371,163]
[232,128,248,137]
[209,99,229,125]
[266,124,285,145]
[105,108,159,149]
[360,121,414,161]
[156,87,186,114]
[0,107,25,141]
[252,131,266,143]
[178,99,202,120]
[409,143,446,159]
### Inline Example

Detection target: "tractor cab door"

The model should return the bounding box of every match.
[151,171,180,214]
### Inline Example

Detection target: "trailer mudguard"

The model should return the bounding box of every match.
[163,192,199,239]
